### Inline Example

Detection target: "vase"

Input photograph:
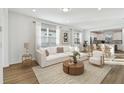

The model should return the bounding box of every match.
[73,57,77,64]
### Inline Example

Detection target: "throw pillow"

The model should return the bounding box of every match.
[45,49,49,56]
[57,47,64,53]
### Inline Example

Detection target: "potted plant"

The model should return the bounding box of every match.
[70,51,80,64]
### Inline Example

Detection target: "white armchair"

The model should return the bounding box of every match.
[89,50,104,66]
[92,44,97,50]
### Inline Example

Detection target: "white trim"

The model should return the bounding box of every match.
[9,57,36,65]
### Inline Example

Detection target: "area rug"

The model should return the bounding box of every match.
[32,61,112,84]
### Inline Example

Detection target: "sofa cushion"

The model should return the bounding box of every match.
[57,47,64,53]
[45,49,49,56]
[63,46,70,52]
[65,52,73,55]
[46,53,69,62]
[46,47,57,55]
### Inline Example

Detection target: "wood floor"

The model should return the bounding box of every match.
[4,60,39,84]
[4,60,124,84]
[102,65,124,84]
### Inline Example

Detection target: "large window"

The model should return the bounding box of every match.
[73,32,80,44]
[41,23,56,47]
[72,32,82,46]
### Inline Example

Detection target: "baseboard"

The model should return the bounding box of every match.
[9,57,36,65]
[3,64,9,68]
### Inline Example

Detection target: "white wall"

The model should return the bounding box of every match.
[56,26,61,46]
[0,9,3,84]
[113,31,122,40]
[0,45,2,83]
[60,29,72,46]
[0,31,1,41]
[0,8,9,83]
[0,46,2,83]
[121,29,124,51]
[57,26,84,46]
[3,9,9,67]
[8,11,35,64]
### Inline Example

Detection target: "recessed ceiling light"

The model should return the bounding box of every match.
[32,9,36,12]
[98,8,102,11]
[61,8,71,12]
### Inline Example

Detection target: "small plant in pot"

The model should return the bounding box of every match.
[70,51,80,64]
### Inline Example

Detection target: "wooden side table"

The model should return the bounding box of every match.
[22,53,32,65]
[69,63,84,75]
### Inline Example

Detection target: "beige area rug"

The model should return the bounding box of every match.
[32,61,112,84]
[115,55,124,62]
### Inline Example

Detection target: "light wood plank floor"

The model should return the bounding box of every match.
[4,60,124,84]
[4,60,39,84]
[102,65,124,84]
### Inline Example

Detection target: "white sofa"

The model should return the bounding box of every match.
[36,46,88,67]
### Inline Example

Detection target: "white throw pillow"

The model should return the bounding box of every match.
[63,46,70,52]
[46,47,57,55]
[39,48,46,55]
[39,48,44,52]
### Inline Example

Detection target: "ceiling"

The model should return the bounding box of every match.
[9,8,124,31]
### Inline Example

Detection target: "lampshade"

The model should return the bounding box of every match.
[24,42,29,49]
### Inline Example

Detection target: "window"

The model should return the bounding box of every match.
[41,23,56,47]
[73,32,80,44]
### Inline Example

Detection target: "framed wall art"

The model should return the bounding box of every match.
[63,32,69,43]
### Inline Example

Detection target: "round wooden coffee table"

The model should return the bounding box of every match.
[63,60,84,75]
